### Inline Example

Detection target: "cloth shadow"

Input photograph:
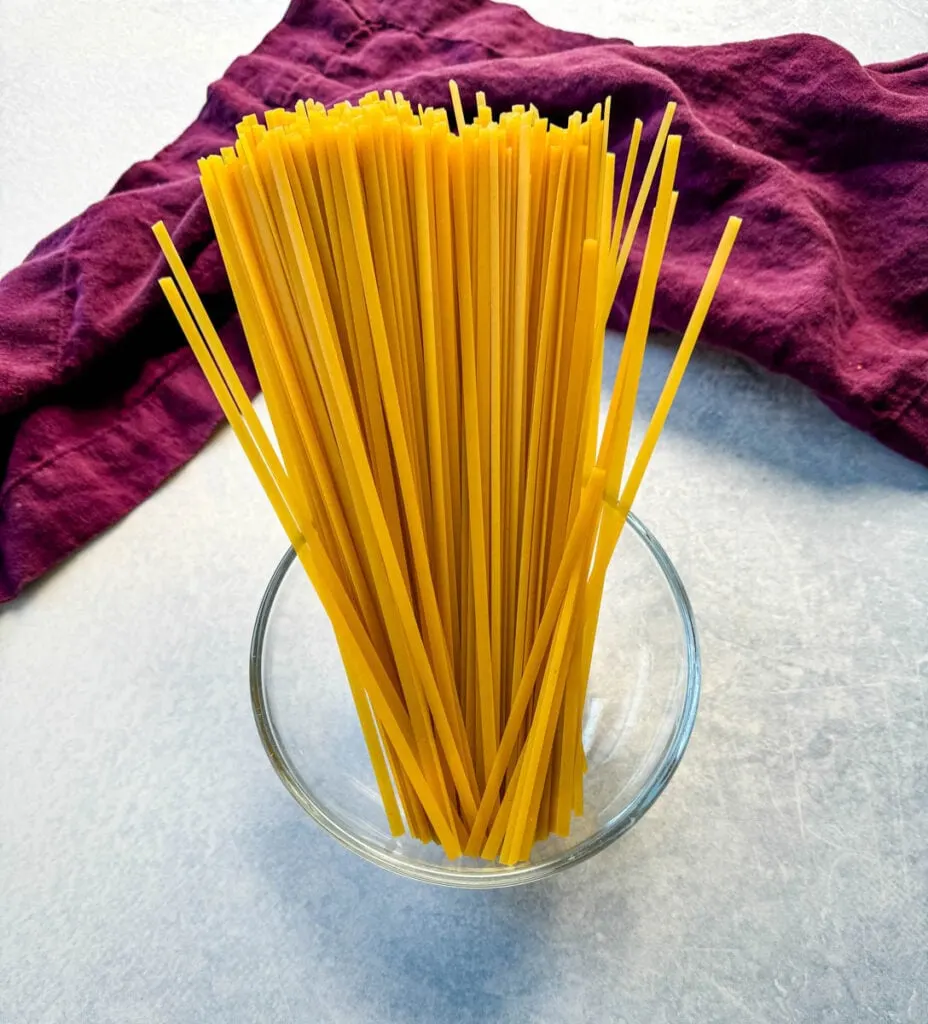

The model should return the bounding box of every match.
[603,332,928,494]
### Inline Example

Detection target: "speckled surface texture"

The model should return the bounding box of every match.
[1,2,927,1022]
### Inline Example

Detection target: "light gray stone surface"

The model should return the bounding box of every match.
[1,3,926,1022]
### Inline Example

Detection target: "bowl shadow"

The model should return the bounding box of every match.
[246,817,583,1023]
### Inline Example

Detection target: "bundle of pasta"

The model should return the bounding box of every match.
[154,84,739,864]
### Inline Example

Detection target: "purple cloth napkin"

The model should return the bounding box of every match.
[1,0,927,602]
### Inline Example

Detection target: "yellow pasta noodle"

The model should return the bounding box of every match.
[153,86,740,862]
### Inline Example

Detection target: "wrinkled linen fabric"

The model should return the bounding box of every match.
[1,0,927,600]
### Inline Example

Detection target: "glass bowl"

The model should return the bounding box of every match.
[250,511,700,888]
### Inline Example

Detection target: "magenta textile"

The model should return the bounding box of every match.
[1,0,927,601]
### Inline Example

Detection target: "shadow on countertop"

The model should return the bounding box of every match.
[607,331,928,494]
[246,813,644,1024]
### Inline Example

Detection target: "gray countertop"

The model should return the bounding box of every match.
[1,2,927,1022]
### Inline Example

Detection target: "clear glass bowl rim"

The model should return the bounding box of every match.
[249,511,701,889]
